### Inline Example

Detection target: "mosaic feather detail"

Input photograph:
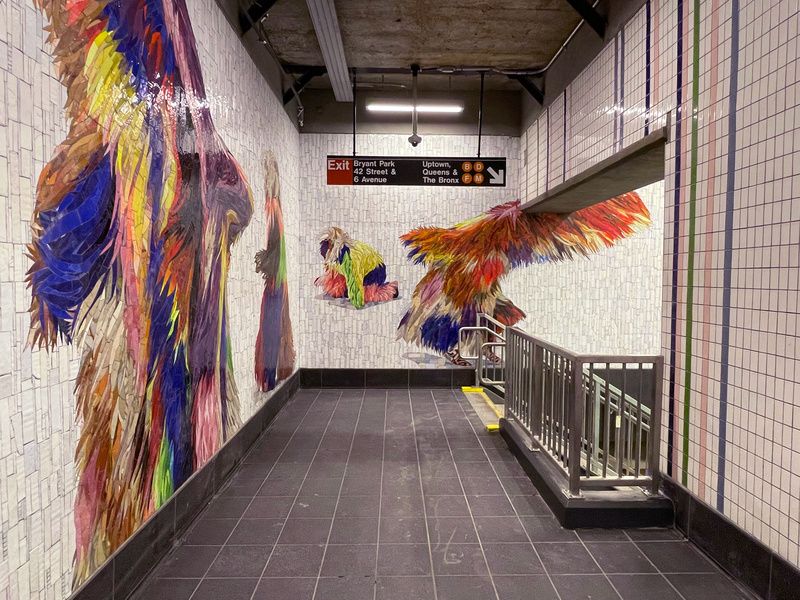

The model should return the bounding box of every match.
[28,0,253,586]
[397,193,651,356]
[315,227,399,309]
[255,153,296,391]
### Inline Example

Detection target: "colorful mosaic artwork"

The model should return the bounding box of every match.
[397,194,651,364]
[315,227,399,309]
[255,152,295,391]
[27,0,253,585]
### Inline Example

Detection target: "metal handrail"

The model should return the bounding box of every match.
[466,317,663,497]
[458,314,507,390]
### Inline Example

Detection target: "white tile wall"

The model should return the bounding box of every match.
[520,0,800,570]
[0,1,302,597]
[297,134,520,369]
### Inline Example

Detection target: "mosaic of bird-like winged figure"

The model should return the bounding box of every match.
[28,0,253,585]
[254,153,295,391]
[397,194,650,365]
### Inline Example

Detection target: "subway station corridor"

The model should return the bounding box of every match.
[136,389,751,600]
[4,0,800,599]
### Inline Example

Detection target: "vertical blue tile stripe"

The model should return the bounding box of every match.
[645,0,652,135]
[717,0,740,513]
[667,0,685,478]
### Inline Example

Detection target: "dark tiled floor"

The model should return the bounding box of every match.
[136,389,755,600]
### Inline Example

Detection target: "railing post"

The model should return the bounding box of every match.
[474,313,481,387]
[569,359,585,496]
[648,357,664,495]
[532,343,543,437]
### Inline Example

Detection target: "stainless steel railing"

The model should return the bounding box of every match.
[458,313,507,392]
[485,322,663,496]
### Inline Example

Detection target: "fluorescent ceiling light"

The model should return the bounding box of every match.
[366,103,464,114]
[306,0,352,102]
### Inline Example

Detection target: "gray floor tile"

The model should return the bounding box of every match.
[534,543,601,574]
[206,545,271,577]
[299,477,344,496]
[156,546,219,578]
[383,494,425,517]
[576,529,629,542]
[423,478,464,496]
[252,577,316,600]
[228,518,284,546]
[277,517,332,544]
[637,541,717,573]
[341,477,382,496]
[609,574,683,599]
[508,494,552,516]
[330,516,379,544]
[135,578,198,600]
[321,544,377,577]
[431,543,488,575]
[551,574,620,600]
[262,544,325,577]
[457,462,499,478]
[257,477,304,496]
[428,516,479,545]
[467,495,516,517]
[244,496,294,519]
[435,575,496,600]
[585,541,657,574]
[520,516,579,542]
[426,495,471,517]
[376,576,435,600]
[666,573,755,599]
[499,477,539,495]
[474,516,529,543]
[378,544,432,576]
[483,542,545,575]
[290,494,338,518]
[493,575,559,600]
[184,518,237,545]
[316,576,376,600]
[380,517,428,543]
[461,477,503,495]
[336,494,380,517]
[192,578,257,600]
[203,496,251,519]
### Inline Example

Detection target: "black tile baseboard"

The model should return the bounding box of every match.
[69,372,301,600]
[299,367,474,388]
[661,475,800,600]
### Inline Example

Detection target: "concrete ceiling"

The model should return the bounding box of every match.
[228,0,582,90]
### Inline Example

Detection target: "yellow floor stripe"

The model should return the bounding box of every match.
[461,386,503,430]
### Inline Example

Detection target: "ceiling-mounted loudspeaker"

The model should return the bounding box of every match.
[408,64,421,147]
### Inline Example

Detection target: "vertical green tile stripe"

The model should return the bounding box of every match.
[681,0,702,485]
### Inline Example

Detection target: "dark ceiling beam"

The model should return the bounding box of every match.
[283,66,326,105]
[564,0,605,38]
[508,75,544,105]
[239,0,279,35]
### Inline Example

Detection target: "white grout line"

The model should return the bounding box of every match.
[445,388,565,600]
[407,389,440,600]
[426,389,501,600]
[310,389,367,600]
[372,390,388,600]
